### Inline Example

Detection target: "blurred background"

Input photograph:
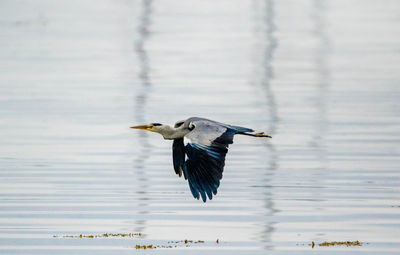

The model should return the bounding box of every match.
[0,0,399,254]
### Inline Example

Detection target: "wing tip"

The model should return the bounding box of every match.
[189,182,218,203]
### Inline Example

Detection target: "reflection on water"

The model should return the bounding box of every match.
[131,0,153,236]
[310,0,331,239]
[252,0,279,247]
[0,0,400,254]
[311,0,330,163]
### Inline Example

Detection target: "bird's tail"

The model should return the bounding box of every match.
[220,122,272,138]
[223,124,253,133]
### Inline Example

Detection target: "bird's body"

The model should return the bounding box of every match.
[131,117,271,202]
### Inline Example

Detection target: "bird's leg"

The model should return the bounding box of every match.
[237,132,272,138]
[255,132,272,138]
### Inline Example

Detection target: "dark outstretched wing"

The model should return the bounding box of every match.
[172,120,188,177]
[172,138,186,178]
[184,119,237,202]
[172,138,228,201]
[184,140,229,202]
[171,118,254,202]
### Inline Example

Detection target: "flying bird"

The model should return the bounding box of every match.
[130,117,271,202]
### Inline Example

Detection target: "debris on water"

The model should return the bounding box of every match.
[216,239,219,244]
[53,232,142,238]
[134,238,209,249]
[303,240,363,248]
[54,233,213,249]
[136,244,155,249]
[167,239,205,244]
[319,241,362,247]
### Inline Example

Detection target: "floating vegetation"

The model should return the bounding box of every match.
[319,241,362,247]
[135,244,177,249]
[53,233,219,249]
[299,240,364,248]
[168,239,205,244]
[136,245,154,249]
[53,233,142,238]
[136,240,209,249]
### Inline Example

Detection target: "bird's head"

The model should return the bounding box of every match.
[130,123,164,133]
[130,121,193,140]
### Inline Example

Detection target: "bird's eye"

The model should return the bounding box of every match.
[188,122,195,131]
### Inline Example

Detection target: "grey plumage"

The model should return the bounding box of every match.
[130,117,271,202]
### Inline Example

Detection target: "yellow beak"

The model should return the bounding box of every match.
[130,125,152,130]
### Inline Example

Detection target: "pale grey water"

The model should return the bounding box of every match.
[0,0,400,254]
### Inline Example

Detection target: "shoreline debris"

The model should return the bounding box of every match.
[319,241,362,247]
[53,233,142,238]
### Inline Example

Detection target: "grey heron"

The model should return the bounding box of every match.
[131,117,271,202]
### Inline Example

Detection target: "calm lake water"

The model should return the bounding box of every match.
[1,0,400,254]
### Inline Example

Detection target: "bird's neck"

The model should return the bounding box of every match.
[159,125,188,140]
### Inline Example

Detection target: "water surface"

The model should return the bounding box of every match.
[0,0,400,254]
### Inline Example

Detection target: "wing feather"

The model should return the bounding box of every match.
[183,119,236,202]
[171,118,254,202]
[172,138,185,177]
